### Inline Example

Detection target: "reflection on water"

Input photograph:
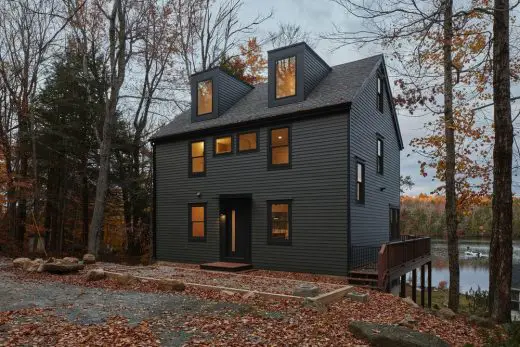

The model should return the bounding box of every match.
[428,240,520,293]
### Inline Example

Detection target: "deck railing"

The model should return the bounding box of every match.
[350,235,431,291]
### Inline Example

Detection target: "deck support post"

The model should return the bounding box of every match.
[420,264,425,307]
[427,261,432,308]
[412,268,417,303]
[400,274,406,298]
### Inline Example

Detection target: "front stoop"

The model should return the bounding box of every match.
[200,261,253,272]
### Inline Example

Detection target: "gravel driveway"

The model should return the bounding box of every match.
[0,270,250,346]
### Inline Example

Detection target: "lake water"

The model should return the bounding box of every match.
[421,240,520,293]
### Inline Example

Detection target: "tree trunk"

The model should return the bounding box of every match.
[82,155,89,248]
[489,0,512,323]
[443,0,459,312]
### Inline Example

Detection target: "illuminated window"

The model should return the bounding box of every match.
[215,136,232,155]
[377,77,384,112]
[269,127,290,168]
[356,161,365,203]
[197,79,213,115]
[275,56,296,99]
[377,138,384,174]
[189,203,206,240]
[268,201,291,244]
[190,141,205,176]
[238,132,258,152]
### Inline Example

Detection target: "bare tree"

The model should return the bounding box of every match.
[268,23,316,49]
[172,0,271,82]
[489,0,513,323]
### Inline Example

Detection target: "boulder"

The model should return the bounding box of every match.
[24,260,41,272]
[437,307,456,320]
[468,315,493,328]
[41,263,84,274]
[83,253,96,264]
[86,269,106,281]
[293,283,320,297]
[13,258,31,269]
[156,278,185,291]
[346,291,369,303]
[402,297,420,308]
[398,314,417,329]
[348,321,449,347]
[115,273,136,285]
[222,290,236,296]
[242,291,256,300]
[62,257,79,264]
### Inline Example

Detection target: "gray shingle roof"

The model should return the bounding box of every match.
[152,54,383,140]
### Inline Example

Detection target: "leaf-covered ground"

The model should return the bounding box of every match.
[0,257,488,346]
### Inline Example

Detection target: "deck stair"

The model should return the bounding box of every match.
[347,269,380,289]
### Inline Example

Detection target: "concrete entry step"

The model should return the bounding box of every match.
[200,262,253,272]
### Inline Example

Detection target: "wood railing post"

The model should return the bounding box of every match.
[412,268,417,303]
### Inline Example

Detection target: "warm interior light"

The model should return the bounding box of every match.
[278,136,283,140]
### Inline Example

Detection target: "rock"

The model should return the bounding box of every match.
[62,257,79,264]
[34,258,44,264]
[83,253,96,264]
[242,291,256,300]
[222,290,236,296]
[402,297,420,308]
[37,263,45,273]
[468,315,493,328]
[346,291,369,303]
[41,263,84,274]
[293,283,320,297]
[13,258,31,269]
[115,273,136,285]
[398,314,417,329]
[156,279,185,291]
[348,321,449,347]
[437,307,456,320]
[87,269,106,281]
[25,260,41,272]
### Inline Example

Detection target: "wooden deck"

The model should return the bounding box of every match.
[200,262,253,272]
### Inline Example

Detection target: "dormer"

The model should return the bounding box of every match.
[190,68,253,123]
[267,42,331,108]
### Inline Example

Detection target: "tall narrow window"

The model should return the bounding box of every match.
[377,138,384,174]
[190,140,205,176]
[269,127,290,168]
[377,76,384,112]
[238,132,258,153]
[356,161,365,203]
[197,79,213,115]
[214,136,232,155]
[275,56,296,99]
[268,201,291,245]
[189,203,206,241]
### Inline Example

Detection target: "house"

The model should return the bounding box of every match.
[151,42,431,292]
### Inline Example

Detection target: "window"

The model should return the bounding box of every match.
[189,203,206,241]
[377,138,384,174]
[269,127,290,168]
[356,161,365,203]
[214,136,232,155]
[238,132,258,153]
[197,79,213,115]
[268,201,291,245]
[190,140,205,176]
[275,56,296,99]
[377,76,384,112]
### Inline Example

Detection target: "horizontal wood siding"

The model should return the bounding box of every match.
[218,70,252,115]
[303,49,330,98]
[155,113,349,275]
[349,67,401,247]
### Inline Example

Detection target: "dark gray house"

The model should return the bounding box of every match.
[151,42,405,276]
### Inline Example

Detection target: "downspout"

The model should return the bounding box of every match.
[346,107,352,274]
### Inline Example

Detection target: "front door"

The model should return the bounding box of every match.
[389,207,400,240]
[219,197,251,262]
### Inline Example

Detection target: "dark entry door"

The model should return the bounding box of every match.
[389,207,400,240]
[219,197,251,262]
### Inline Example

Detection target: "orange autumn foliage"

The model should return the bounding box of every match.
[220,37,267,85]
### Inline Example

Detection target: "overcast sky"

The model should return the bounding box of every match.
[237,0,520,196]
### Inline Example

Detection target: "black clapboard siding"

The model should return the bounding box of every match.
[217,70,253,114]
[349,64,401,248]
[155,112,349,275]
[303,48,330,98]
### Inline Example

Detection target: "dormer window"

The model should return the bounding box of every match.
[197,79,213,116]
[275,56,296,99]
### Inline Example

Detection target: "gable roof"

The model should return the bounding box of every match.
[152,54,403,149]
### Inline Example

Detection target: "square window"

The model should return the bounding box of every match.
[197,79,213,115]
[215,136,232,155]
[238,132,258,152]
[268,201,291,245]
[275,56,296,99]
